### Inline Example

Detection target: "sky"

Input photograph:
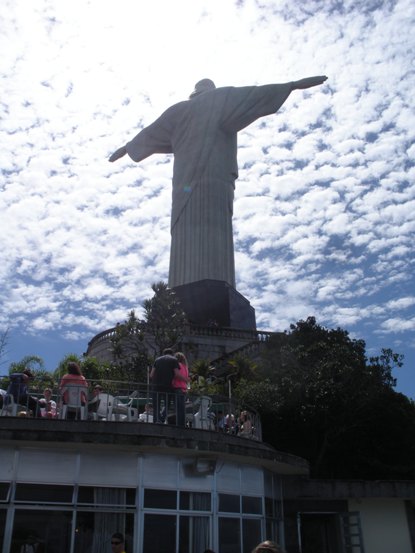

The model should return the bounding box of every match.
[1,0,414,398]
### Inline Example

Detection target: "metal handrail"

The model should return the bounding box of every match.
[0,377,262,440]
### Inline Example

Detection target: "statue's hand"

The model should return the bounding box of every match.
[109,146,127,162]
[293,76,328,90]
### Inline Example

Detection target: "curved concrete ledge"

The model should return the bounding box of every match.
[0,417,309,476]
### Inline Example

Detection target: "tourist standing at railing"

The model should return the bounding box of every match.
[238,410,253,437]
[172,352,190,427]
[225,413,236,434]
[216,410,225,432]
[59,362,88,407]
[6,368,40,417]
[150,348,180,424]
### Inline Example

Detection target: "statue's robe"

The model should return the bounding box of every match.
[126,83,292,288]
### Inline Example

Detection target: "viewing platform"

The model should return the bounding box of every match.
[0,378,309,476]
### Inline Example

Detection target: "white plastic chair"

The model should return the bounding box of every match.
[60,384,87,420]
[95,393,114,420]
[110,396,137,421]
[0,394,18,417]
[138,411,154,423]
[193,396,215,430]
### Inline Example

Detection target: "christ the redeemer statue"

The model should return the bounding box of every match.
[109,76,327,289]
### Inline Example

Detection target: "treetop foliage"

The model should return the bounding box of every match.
[110,282,188,381]
[236,316,414,479]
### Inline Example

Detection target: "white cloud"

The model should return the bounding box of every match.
[0,0,414,397]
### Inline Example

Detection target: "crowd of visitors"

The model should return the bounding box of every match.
[0,355,257,437]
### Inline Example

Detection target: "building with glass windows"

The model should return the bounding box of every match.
[2,395,415,553]
[0,413,309,553]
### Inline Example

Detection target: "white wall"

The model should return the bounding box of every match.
[0,445,264,494]
[349,498,412,553]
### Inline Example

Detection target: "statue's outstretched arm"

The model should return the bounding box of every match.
[291,76,328,90]
[109,145,127,162]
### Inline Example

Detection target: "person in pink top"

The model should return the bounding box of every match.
[59,362,88,410]
[172,352,190,427]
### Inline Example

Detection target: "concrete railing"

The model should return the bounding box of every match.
[87,323,276,351]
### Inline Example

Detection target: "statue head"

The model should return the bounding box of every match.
[189,78,216,98]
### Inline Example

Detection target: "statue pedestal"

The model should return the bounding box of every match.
[172,279,256,330]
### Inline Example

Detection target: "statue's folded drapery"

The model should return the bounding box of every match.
[126,83,293,288]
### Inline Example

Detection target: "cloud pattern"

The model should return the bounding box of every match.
[0,0,414,396]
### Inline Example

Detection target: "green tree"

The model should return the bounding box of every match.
[53,353,82,381]
[81,356,114,383]
[2,355,52,392]
[143,281,187,354]
[9,355,45,374]
[236,317,414,479]
[110,311,152,383]
[53,354,114,384]
[190,359,223,395]
[111,282,188,381]
[226,354,258,382]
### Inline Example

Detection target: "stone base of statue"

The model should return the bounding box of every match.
[172,279,256,330]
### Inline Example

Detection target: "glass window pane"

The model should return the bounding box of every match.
[75,510,134,553]
[265,497,282,519]
[14,484,73,503]
[144,489,177,509]
[77,486,135,506]
[143,514,176,553]
[242,496,262,514]
[264,470,273,495]
[180,492,211,511]
[180,515,210,553]
[219,517,240,553]
[265,497,273,517]
[0,484,9,502]
[0,509,6,552]
[77,486,94,504]
[219,494,240,513]
[266,519,280,544]
[243,519,262,553]
[11,509,72,553]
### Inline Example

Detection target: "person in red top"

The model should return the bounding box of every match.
[59,362,88,415]
[172,352,190,427]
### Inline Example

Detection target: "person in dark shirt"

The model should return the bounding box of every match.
[7,368,40,416]
[150,348,180,423]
